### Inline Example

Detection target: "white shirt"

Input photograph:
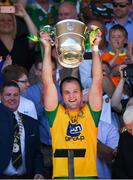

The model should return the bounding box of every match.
[79,59,92,90]
[18,96,37,120]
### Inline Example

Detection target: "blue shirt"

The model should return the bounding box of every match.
[97,120,119,179]
[22,82,62,145]
[105,17,133,42]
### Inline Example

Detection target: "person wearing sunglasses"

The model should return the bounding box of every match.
[105,0,133,43]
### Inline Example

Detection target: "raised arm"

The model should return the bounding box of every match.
[111,64,127,112]
[88,30,103,111]
[15,3,37,47]
[40,33,58,111]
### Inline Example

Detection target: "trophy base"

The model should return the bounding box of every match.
[58,51,83,68]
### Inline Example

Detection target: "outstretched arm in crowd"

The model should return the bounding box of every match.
[15,3,37,47]
[111,64,127,112]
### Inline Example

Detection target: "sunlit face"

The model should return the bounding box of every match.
[113,0,131,18]
[17,74,29,93]
[1,86,20,112]
[109,30,127,50]
[0,14,14,34]
[125,121,133,136]
[58,4,77,20]
[62,80,82,111]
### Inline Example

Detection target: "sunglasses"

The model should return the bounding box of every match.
[113,3,129,8]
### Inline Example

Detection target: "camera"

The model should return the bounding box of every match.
[0,5,15,13]
[123,64,133,78]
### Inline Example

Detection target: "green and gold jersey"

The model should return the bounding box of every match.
[46,102,101,178]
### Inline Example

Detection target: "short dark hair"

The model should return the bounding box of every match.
[109,24,128,39]
[60,76,83,95]
[2,65,28,82]
[0,81,20,94]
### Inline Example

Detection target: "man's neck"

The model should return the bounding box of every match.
[116,15,129,25]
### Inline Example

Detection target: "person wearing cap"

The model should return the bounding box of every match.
[112,105,133,179]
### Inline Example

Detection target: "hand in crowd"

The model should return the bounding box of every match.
[40,32,53,49]
[2,55,12,71]
[118,64,127,79]
[14,3,28,18]
[92,27,102,46]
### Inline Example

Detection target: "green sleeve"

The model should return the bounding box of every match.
[87,102,101,127]
[45,104,59,128]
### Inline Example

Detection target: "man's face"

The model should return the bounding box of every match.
[109,29,127,50]
[58,4,77,21]
[113,0,131,18]
[1,86,20,112]
[62,80,82,111]
[125,121,133,135]
[17,74,30,93]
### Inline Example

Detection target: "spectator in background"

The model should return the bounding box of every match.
[97,120,119,179]
[0,81,44,179]
[106,0,133,42]
[28,53,43,85]
[58,1,78,20]
[101,24,130,86]
[82,84,119,179]
[22,57,62,179]
[2,65,37,119]
[101,24,128,66]
[0,2,37,71]
[80,0,113,24]
[90,0,114,23]
[112,105,133,179]
[111,64,133,116]
[26,0,58,30]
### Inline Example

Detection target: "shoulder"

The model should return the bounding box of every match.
[0,104,14,121]
[0,103,11,114]
[21,113,38,124]
[27,83,41,94]
[18,96,37,119]
[105,20,115,28]
[20,96,35,106]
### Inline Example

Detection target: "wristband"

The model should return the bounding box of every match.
[92,45,99,52]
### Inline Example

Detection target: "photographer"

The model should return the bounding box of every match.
[111,64,133,126]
